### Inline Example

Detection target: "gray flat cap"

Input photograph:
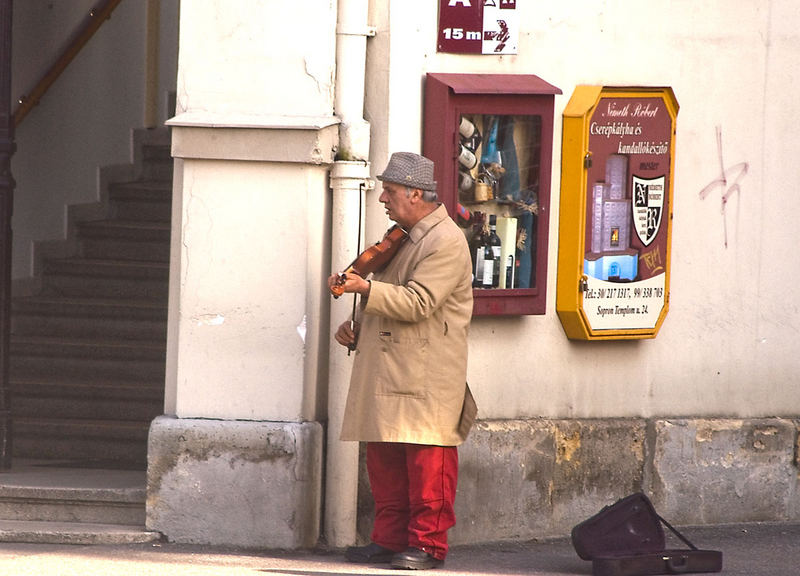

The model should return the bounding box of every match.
[376,152,437,192]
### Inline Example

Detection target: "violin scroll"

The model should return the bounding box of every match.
[330,273,350,298]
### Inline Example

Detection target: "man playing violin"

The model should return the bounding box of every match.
[328,151,477,570]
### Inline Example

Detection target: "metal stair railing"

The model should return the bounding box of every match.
[13,0,124,127]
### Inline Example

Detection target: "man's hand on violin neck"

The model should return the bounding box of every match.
[328,271,371,296]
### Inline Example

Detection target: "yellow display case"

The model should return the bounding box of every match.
[556,86,679,340]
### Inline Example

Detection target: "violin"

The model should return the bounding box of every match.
[330,224,409,298]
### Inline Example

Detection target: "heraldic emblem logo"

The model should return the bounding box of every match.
[632,175,665,246]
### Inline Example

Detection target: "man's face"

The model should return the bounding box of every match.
[379,182,416,228]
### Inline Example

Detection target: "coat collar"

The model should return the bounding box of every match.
[407,204,448,243]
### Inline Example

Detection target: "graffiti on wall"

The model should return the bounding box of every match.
[698,126,749,248]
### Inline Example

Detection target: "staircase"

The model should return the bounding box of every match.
[0,461,158,544]
[0,129,171,543]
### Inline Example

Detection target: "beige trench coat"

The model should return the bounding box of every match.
[340,205,477,446]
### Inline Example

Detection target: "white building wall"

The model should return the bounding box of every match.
[174,0,335,119]
[166,0,338,422]
[171,159,322,420]
[149,1,338,546]
[364,0,800,421]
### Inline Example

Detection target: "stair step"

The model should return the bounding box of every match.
[0,462,145,525]
[11,296,167,340]
[12,419,151,465]
[10,336,166,381]
[11,377,163,421]
[11,376,163,401]
[77,220,171,262]
[0,460,156,542]
[0,520,160,544]
[78,220,170,240]
[142,142,172,163]
[41,259,169,299]
[139,142,173,182]
[12,398,160,422]
[109,180,172,222]
[42,258,169,279]
[13,418,151,440]
[11,336,166,361]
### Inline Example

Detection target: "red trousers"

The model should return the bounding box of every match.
[366,442,458,560]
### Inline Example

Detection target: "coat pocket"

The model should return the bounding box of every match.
[375,336,428,398]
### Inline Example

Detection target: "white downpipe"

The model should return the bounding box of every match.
[326,0,374,547]
[334,0,374,162]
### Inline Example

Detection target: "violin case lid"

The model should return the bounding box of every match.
[571,492,723,576]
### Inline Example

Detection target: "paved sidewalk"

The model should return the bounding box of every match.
[0,522,796,575]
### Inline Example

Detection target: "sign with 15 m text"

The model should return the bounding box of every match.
[438,0,518,55]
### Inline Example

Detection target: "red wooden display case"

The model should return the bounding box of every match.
[423,73,561,315]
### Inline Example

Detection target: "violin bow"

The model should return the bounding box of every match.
[346,182,366,355]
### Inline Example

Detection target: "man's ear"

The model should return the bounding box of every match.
[410,187,423,202]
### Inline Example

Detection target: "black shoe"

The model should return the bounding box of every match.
[344,542,395,564]
[391,547,444,570]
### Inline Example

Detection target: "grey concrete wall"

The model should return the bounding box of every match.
[147,416,322,549]
[145,416,798,548]
[356,418,800,545]
[649,419,799,525]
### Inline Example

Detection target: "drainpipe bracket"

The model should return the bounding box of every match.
[336,25,377,37]
[331,160,373,189]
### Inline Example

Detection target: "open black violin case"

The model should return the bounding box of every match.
[571,492,723,576]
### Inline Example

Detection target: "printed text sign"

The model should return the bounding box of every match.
[438,0,518,55]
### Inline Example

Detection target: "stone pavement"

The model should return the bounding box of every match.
[0,522,796,575]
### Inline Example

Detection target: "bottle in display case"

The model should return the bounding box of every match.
[480,238,495,289]
[469,212,486,288]
[423,72,561,315]
[487,215,502,288]
[497,216,517,289]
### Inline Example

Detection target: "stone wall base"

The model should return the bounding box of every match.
[147,416,322,548]
[357,417,800,545]
[144,416,798,548]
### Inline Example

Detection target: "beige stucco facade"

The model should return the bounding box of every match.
[10,0,800,549]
